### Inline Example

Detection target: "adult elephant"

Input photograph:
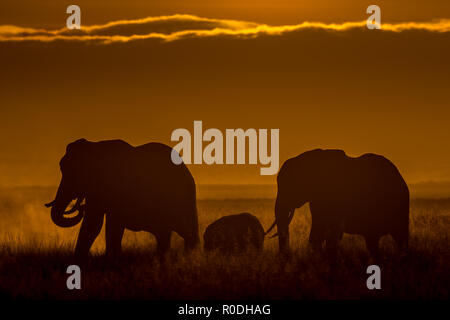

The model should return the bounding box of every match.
[266,149,409,255]
[45,139,199,258]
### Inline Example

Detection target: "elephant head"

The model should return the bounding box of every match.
[266,149,347,252]
[45,139,92,228]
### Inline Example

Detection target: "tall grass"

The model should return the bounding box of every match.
[0,188,449,299]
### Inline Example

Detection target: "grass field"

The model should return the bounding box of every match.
[0,187,449,299]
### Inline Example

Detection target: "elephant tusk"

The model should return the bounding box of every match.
[63,198,85,215]
[63,206,78,215]
[45,200,56,208]
[265,209,295,237]
[265,220,277,235]
[50,196,85,228]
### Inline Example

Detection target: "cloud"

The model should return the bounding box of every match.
[0,14,449,43]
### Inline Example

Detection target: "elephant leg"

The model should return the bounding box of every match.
[105,214,124,259]
[392,230,408,255]
[309,204,326,252]
[155,230,172,257]
[237,234,248,252]
[309,221,324,251]
[251,231,264,251]
[275,214,290,255]
[392,218,409,253]
[275,199,292,254]
[74,211,104,259]
[325,229,343,258]
[183,231,199,252]
[365,235,380,258]
[174,214,199,252]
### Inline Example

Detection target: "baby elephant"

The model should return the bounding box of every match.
[203,213,265,253]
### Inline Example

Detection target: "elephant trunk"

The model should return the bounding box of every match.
[275,197,293,253]
[46,186,85,228]
[265,209,295,239]
[50,198,84,228]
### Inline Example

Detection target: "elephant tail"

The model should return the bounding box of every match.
[265,209,295,238]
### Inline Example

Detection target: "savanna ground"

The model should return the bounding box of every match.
[0,186,449,300]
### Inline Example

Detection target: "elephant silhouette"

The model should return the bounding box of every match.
[45,139,199,258]
[266,149,409,256]
[203,213,265,253]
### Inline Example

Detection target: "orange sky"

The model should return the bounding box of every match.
[1,1,450,27]
[0,1,449,187]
